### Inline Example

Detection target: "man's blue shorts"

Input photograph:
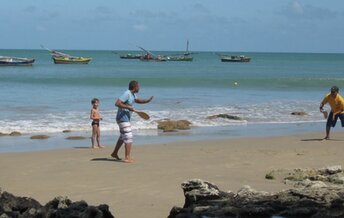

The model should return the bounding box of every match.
[326,111,344,128]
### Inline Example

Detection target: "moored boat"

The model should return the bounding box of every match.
[166,40,194,62]
[140,54,167,62]
[137,46,167,62]
[220,55,251,62]
[119,53,143,59]
[41,45,92,64]
[52,56,92,64]
[51,50,92,64]
[0,56,35,66]
[167,55,193,61]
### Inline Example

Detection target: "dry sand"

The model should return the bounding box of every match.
[1,132,344,218]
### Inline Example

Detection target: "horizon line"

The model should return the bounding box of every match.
[0,48,343,55]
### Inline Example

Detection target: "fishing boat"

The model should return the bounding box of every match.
[220,55,251,62]
[51,50,92,64]
[52,55,92,64]
[42,46,92,64]
[138,46,167,62]
[119,53,143,59]
[166,54,193,61]
[0,56,35,66]
[140,53,167,62]
[166,40,194,62]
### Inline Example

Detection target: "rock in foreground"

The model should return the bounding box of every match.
[0,191,115,218]
[267,165,344,186]
[168,178,344,218]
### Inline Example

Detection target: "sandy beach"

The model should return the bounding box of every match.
[1,132,344,218]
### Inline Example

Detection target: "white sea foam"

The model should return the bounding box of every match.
[0,100,327,134]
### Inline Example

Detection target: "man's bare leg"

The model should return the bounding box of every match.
[111,138,123,160]
[124,142,133,163]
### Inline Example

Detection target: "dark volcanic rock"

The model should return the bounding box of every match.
[9,131,21,136]
[30,135,50,140]
[207,114,243,120]
[65,136,88,140]
[0,191,42,217]
[291,111,307,116]
[0,192,115,218]
[180,179,233,208]
[168,179,344,218]
[158,120,192,132]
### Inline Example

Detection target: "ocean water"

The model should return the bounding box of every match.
[0,49,343,152]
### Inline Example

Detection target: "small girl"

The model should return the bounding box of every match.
[90,98,104,148]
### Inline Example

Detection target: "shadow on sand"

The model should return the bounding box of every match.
[90,157,124,163]
[301,138,324,142]
[301,138,344,142]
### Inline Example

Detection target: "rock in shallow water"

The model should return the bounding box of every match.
[207,114,243,120]
[65,136,88,140]
[291,111,307,116]
[9,132,21,136]
[158,120,192,132]
[30,135,50,140]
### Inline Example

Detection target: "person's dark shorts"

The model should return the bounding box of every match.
[91,121,99,127]
[326,111,344,128]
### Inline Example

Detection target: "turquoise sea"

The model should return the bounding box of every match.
[1,49,344,152]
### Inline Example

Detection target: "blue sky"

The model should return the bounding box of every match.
[1,0,344,52]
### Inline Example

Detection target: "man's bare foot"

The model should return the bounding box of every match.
[111,153,122,160]
[98,145,105,148]
[323,137,329,140]
[124,159,134,163]
[91,146,99,149]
